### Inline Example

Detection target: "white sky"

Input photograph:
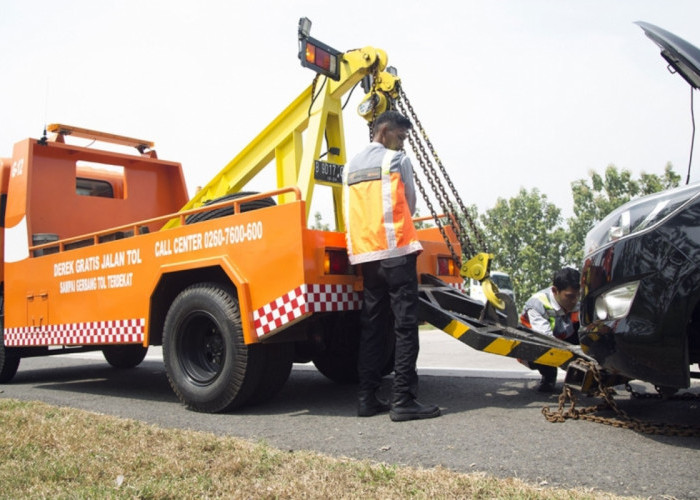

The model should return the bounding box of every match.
[2,1,699,223]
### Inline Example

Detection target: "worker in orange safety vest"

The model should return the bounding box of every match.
[343,110,440,422]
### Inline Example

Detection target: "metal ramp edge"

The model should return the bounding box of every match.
[418,275,594,370]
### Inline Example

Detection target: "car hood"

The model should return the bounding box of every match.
[636,21,700,89]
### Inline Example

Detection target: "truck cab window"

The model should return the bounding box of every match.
[76,177,114,198]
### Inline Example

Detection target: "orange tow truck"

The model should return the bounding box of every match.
[0,19,591,413]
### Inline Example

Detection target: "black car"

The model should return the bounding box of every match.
[578,22,700,391]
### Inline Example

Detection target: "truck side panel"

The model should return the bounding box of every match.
[3,199,311,347]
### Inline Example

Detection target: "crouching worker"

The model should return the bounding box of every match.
[520,267,581,392]
[343,110,440,421]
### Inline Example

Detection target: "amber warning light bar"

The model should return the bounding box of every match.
[298,17,341,81]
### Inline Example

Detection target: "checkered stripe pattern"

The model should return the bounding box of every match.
[253,283,361,337]
[4,319,145,347]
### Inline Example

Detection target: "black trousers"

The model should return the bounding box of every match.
[357,253,419,399]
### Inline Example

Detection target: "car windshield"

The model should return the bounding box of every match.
[491,274,513,290]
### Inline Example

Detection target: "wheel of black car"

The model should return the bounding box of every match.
[247,342,294,405]
[655,385,679,398]
[0,326,20,383]
[163,283,264,412]
[312,311,395,384]
[102,344,148,369]
[186,191,276,224]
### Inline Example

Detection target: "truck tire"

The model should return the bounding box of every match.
[0,329,20,383]
[312,311,395,384]
[247,342,294,405]
[185,192,276,224]
[163,283,264,412]
[102,344,148,369]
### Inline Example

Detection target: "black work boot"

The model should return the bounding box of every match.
[357,390,390,417]
[535,365,557,393]
[389,395,441,422]
[536,377,556,393]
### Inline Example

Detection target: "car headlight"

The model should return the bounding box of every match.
[584,182,700,256]
[594,281,640,320]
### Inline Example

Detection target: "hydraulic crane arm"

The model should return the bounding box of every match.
[163,23,399,230]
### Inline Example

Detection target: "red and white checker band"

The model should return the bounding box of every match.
[253,283,361,337]
[4,318,145,347]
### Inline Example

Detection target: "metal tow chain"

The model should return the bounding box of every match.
[542,360,700,437]
[399,100,474,259]
[403,121,455,229]
[367,64,380,141]
[393,88,490,269]
[360,71,462,264]
[398,87,486,252]
[410,147,462,266]
[400,103,474,259]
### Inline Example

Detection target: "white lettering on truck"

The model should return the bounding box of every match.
[155,240,172,257]
[174,233,203,253]
[54,247,141,295]
[75,256,100,273]
[101,251,125,269]
[54,261,74,277]
[153,222,264,259]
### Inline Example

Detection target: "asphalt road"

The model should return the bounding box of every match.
[1,330,699,499]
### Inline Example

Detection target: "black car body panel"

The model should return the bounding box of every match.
[636,21,700,89]
[580,194,700,387]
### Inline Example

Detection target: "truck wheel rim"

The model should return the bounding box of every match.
[178,313,225,385]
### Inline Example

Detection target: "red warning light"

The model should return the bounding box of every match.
[299,39,341,80]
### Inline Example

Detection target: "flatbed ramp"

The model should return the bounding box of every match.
[418,275,594,371]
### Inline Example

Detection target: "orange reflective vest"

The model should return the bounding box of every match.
[343,145,422,265]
